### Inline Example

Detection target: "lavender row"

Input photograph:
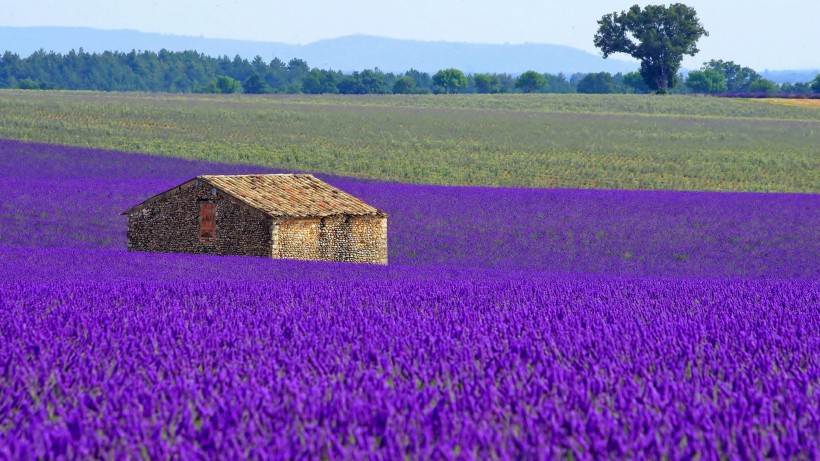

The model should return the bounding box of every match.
[1,139,817,278]
[2,277,818,459]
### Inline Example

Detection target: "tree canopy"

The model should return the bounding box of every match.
[685,70,727,93]
[432,68,468,94]
[594,3,708,93]
[392,76,415,94]
[622,72,650,93]
[577,72,616,94]
[747,78,778,93]
[515,71,546,93]
[3,47,812,96]
[701,60,760,92]
[685,60,785,94]
[473,74,502,94]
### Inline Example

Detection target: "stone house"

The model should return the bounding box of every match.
[122,174,387,264]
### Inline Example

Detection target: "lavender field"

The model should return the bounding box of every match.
[1,139,818,459]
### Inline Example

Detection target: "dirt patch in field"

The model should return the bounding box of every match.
[753,98,820,108]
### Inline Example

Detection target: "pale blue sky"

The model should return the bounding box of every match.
[2,0,818,70]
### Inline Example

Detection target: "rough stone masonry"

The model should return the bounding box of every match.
[123,174,388,265]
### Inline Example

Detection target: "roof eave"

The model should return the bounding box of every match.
[121,177,200,215]
[269,211,388,219]
[122,174,388,219]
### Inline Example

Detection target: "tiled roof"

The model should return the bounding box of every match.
[199,174,385,218]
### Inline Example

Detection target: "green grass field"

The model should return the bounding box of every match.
[1,91,817,192]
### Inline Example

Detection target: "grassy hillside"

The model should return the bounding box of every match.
[1,91,817,192]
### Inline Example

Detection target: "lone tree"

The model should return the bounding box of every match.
[594,4,708,93]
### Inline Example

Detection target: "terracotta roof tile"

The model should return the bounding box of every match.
[199,174,385,218]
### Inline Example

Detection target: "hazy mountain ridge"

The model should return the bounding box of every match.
[759,69,820,85]
[0,26,640,75]
[2,27,815,81]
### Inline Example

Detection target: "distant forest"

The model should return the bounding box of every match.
[1,49,818,95]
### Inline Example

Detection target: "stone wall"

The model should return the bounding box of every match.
[349,215,388,265]
[127,180,387,264]
[126,180,272,256]
[272,218,321,261]
[275,215,387,264]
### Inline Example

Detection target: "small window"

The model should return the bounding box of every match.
[200,202,216,241]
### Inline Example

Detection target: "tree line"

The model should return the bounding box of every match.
[1,48,818,95]
[591,4,819,95]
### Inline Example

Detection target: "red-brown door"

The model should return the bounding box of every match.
[200,202,216,242]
